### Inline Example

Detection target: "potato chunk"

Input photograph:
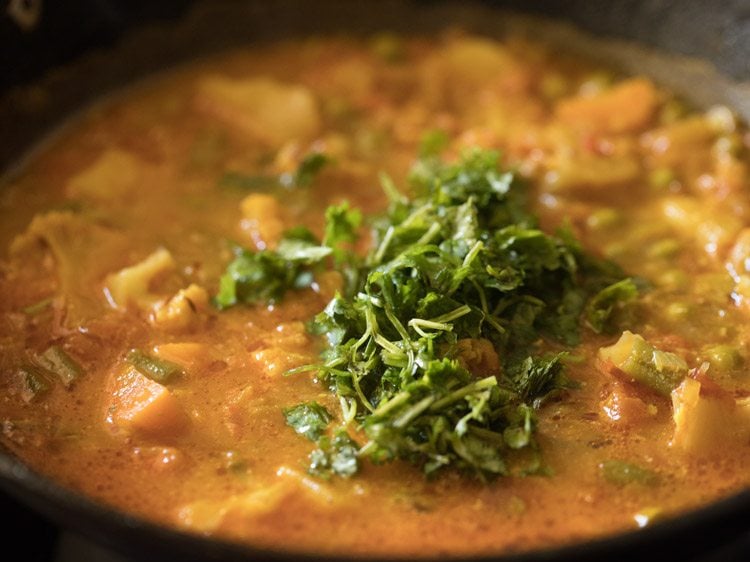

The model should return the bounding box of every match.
[239,193,285,250]
[151,284,210,332]
[196,76,321,146]
[107,367,188,439]
[66,149,143,200]
[670,377,749,455]
[556,78,658,134]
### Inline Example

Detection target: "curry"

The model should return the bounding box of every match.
[1,32,749,557]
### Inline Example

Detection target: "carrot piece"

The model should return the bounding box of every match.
[556,78,658,134]
[108,368,188,439]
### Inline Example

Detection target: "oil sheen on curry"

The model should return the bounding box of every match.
[1,33,749,557]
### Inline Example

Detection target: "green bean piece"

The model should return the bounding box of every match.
[23,297,53,315]
[647,238,681,259]
[600,460,659,487]
[599,331,687,396]
[39,345,83,387]
[126,349,182,384]
[19,365,51,401]
[648,167,676,191]
[586,208,621,231]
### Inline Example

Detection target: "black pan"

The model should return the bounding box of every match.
[1,1,749,560]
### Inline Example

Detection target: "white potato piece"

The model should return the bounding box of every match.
[670,377,750,455]
[66,149,143,200]
[195,76,321,146]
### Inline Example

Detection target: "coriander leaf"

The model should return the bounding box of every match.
[308,430,360,478]
[585,278,638,333]
[217,146,639,480]
[283,401,333,441]
[418,129,450,158]
[295,152,330,187]
[511,353,567,403]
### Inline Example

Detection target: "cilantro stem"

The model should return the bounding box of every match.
[379,171,407,205]
[416,222,442,246]
[372,390,412,417]
[351,369,375,413]
[393,395,435,428]
[430,305,472,324]
[462,240,484,268]
[372,226,394,265]
[430,376,498,411]
[409,319,452,337]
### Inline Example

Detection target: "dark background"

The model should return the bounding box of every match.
[1,0,749,95]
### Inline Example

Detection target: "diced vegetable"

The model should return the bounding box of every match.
[670,377,745,455]
[556,78,658,133]
[66,149,142,200]
[18,365,51,402]
[195,76,321,146]
[10,212,128,326]
[104,247,176,310]
[704,344,744,372]
[152,342,212,373]
[126,349,183,384]
[600,460,659,487]
[108,368,188,438]
[22,297,53,315]
[598,331,687,396]
[38,345,83,387]
[239,193,286,250]
[152,284,210,332]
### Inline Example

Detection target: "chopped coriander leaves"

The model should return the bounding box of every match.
[308,430,360,479]
[218,151,330,192]
[283,401,333,441]
[294,152,330,187]
[216,147,639,479]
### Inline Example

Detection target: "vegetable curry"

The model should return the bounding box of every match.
[1,32,749,557]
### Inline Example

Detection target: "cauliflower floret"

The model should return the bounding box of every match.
[9,211,127,326]
[104,247,176,310]
[151,284,210,332]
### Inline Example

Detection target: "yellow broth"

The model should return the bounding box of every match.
[1,33,749,557]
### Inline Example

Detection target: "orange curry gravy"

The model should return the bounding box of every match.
[1,34,750,557]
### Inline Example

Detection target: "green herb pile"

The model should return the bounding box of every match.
[216,147,637,479]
